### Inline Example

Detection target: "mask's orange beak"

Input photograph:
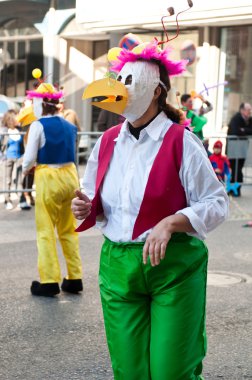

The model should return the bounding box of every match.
[82,78,128,115]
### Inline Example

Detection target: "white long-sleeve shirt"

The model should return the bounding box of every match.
[82,112,229,242]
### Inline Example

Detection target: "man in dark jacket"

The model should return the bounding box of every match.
[97,109,125,132]
[227,103,252,194]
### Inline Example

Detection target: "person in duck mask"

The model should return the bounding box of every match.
[22,70,83,297]
[71,17,229,380]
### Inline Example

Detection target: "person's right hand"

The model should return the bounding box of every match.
[198,94,205,102]
[71,189,92,220]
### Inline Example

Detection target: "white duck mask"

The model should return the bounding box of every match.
[117,61,161,123]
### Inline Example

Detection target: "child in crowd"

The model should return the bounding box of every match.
[2,110,31,210]
[209,140,231,182]
[2,110,23,209]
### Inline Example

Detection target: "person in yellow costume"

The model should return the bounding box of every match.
[22,69,83,297]
[16,99,37,208]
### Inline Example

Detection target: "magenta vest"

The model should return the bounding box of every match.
[75,122,187,240]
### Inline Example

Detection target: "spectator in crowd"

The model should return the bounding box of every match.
[22,81,83,297]
[203,138,212,157]
[181,93,213,140]
[226,102,252,195]
[0,113,9,158]
[58,97,82,153]
[58,99,81,132]
[97,109,125,132]
[209,140,231,182]
[1,110,30,210]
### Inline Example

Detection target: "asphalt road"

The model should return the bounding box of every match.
[0,187,252,380]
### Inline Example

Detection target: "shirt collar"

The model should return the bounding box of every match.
[114,120,129,141]
[144,112,173,141]
[115,112,173,142]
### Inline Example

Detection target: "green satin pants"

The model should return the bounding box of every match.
[99,233,208,380]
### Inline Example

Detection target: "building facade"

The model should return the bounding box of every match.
[0,0,252,135]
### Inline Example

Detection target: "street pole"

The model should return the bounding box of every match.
[43,0,56,81]
[0,48,4,93]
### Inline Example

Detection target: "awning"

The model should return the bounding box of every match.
[0,0,75,27]
[0,0,50,26]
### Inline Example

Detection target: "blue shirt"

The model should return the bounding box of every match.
[6,129,23,159]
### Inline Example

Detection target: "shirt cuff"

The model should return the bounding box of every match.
[176,208,207,240]
[22,161,34,173]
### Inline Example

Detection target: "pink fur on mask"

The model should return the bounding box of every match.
[26,90,64,100]
[110,40,187,76]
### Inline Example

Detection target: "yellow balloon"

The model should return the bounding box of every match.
[32,68,42,79]
[107,47,122,63]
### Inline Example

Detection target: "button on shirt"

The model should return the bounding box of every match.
[82,112,229,242]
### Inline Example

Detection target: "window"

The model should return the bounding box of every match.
[221,26,252,125]
[0,37,43,97]
[0,18,42,97]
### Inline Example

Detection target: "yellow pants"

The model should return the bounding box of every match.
[35,164,82,284]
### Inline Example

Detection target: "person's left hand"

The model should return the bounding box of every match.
[142,219,172,267]
[22,169,29,176]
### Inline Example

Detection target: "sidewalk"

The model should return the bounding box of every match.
[0,179,252,379]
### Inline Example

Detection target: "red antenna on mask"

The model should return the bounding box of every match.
[157,0,193,45]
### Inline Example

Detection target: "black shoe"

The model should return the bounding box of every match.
[30,195,35,206]
[61,278,83,294]
[31,281,60,297]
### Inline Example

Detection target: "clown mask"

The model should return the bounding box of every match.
[117,61,161,123]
